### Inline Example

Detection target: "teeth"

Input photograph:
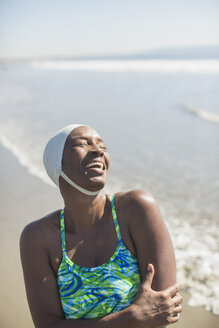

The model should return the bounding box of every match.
[85,161,104,169]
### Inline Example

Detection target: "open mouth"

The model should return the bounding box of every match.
[85,161,105,170]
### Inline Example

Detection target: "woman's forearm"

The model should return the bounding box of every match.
[50,306,135,328]
[47,305,167,328]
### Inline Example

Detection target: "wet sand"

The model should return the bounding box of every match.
[0,143,218,328]
[0,144,62,328]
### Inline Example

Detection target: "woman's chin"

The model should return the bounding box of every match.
[83,176,106,191]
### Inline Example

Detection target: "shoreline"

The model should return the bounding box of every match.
[0,142,218,327]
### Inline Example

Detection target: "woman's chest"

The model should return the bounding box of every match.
[49,218,119,273]
[49,209,136,274]
[65,225,118,268]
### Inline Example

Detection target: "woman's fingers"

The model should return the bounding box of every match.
[164,304,183,325]
[142,263,155,289]
[134,274,183,327]
[172,293,183,306]
[172,304,183,317]
[162,282,182,298]
[170,313,182,324]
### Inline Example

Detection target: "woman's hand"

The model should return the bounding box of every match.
[130,264,182,328]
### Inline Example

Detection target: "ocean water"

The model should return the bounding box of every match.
[0,60,219,315]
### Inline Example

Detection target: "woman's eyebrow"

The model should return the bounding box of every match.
[71,137,88,141]
[96,137,105,143]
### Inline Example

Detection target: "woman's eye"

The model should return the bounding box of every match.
[99,145,107,151]
[73,143,88,147]
[79,144,88,147]
[73,142,107,150]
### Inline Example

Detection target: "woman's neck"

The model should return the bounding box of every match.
[60,186,108,233]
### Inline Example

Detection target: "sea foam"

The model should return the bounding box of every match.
[0,133,54,187]
[165,217,219,315]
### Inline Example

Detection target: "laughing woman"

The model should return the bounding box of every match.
[20,124,182,328]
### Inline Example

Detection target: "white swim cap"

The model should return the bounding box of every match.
[43,124,103,196]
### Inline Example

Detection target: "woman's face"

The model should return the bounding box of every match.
[61,126,110,192]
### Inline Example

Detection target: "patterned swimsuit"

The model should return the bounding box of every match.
[57,195,141,319]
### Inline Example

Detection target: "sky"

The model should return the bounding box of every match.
[0,0,219,59]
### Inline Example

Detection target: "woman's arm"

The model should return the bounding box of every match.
[117,189,182,327]
[20,210,181,328]
[124,190,177,289]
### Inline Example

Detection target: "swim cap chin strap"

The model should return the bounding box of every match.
[60,171,102,196]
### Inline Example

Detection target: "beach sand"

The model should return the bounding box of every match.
[0,143,218,328]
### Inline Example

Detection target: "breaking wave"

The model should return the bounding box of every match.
[184,106,219,123]
[0,132,54,187]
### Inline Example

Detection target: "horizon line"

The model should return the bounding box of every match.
[1,44,219,63]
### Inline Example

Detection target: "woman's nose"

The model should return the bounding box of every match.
[90,144,104,155]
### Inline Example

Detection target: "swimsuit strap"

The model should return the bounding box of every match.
[60,209,67,255]
[60,210,73,266]
[110,195,122,242]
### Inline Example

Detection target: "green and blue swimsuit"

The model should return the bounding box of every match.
[57,195,141,319]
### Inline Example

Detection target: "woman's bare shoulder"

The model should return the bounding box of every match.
[20,210,61,249]
[115,188,156,203]
[114,189,169,246]
[114,189,159,222]
[113,189,164,244]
